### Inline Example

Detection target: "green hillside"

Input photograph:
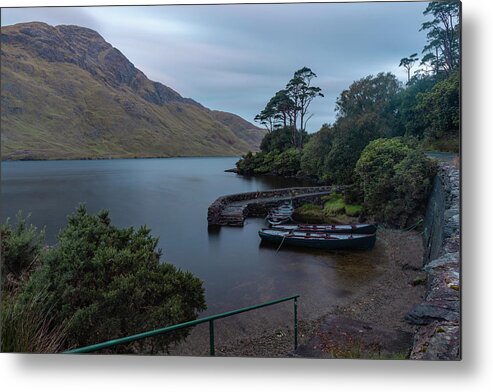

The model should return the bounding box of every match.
[0,22,265,160]
[211,110,266,152]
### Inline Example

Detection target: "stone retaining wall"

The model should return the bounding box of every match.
[211,186,334,206]
[406,163,460,360]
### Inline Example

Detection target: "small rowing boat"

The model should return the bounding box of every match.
[266,201,294,225]
[258,229,376,250]
[267,216,292,225]
[271,223,377,234]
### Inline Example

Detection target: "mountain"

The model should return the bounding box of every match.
[0,22,266,160]
[211,110,266,152]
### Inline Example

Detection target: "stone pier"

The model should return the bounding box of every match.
[207,186,344,226]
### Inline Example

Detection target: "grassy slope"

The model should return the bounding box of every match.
[294,194,363,224]
[1,23,261,160]
[211,110,267,152]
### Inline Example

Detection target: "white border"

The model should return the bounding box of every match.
[1,0,491,391]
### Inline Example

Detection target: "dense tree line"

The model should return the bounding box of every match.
[237,1,459,227]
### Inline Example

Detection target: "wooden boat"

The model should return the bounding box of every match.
[266,202,294,225]
[271,223,377,234]
[267,216,292,225]
[258,229,376,250]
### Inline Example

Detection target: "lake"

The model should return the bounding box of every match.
[1,157,389,353]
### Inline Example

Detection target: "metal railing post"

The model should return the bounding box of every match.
[209,320,215,356]
[294,297,298,351]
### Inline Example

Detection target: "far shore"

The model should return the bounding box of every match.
[1,149,457,163]
[0,154,248,163]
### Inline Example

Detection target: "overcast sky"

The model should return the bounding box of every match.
[1,2,430,132]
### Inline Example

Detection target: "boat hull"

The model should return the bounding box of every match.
[259,230,376,250]
[271,223,377,234]
[266,203,294,225]
[267,218,292,225]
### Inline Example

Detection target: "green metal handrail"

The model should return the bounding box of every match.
[64,294,300,355]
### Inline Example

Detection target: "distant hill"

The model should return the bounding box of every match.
[0,22,266,160]
[211,110,266,152]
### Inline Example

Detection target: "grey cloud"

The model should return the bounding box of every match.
[1,6,101,31]
[1,2,430,132]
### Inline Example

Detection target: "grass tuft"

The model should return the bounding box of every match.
[1,289,67,353]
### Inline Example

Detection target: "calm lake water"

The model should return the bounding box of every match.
[1,157,389,352]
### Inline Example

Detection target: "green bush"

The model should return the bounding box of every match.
[21,206,206,353]
[0,215,65,353]
[323,113,387,184]
[417,71,460,151]
[271,148,301,176]
[1,212,45,285]
[394,75,437,138]
[236,148,301,176]
[300,124,334,179]
[260,127,298,153]
[355,138,437,227]
[344,204,363,217]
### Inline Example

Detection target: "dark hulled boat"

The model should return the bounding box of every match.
[258,229,376,250]
[271,223,377,234]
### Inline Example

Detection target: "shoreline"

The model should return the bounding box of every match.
[226,169,324,185]
[165,228,425,358]
[2,150,457,164]
[1,155,244,163]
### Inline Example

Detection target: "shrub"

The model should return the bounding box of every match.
[236,149,301,176]
[344,204,363,217]
[394,75,437,138]
[323,113,387,184]
[417,71,460,151]
[355,138,437,227]
[21,206,206,353]
[300,124,334,179]
[1,212,45,286]
[271,148,301,176]
[0,215,66,352]
[260,127,296,153]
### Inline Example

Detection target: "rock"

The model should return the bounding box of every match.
[426,268,460,302]
[444,208,459,220]
[424,252,459,272]
[410,321,460,360]
[296,316,413,359]
[443,234,460,254]
[406,300,459,325]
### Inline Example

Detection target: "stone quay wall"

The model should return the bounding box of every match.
[207,186,343,226]
[406,163,460,360]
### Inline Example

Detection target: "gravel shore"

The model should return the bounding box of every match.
[164,228,425,358]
